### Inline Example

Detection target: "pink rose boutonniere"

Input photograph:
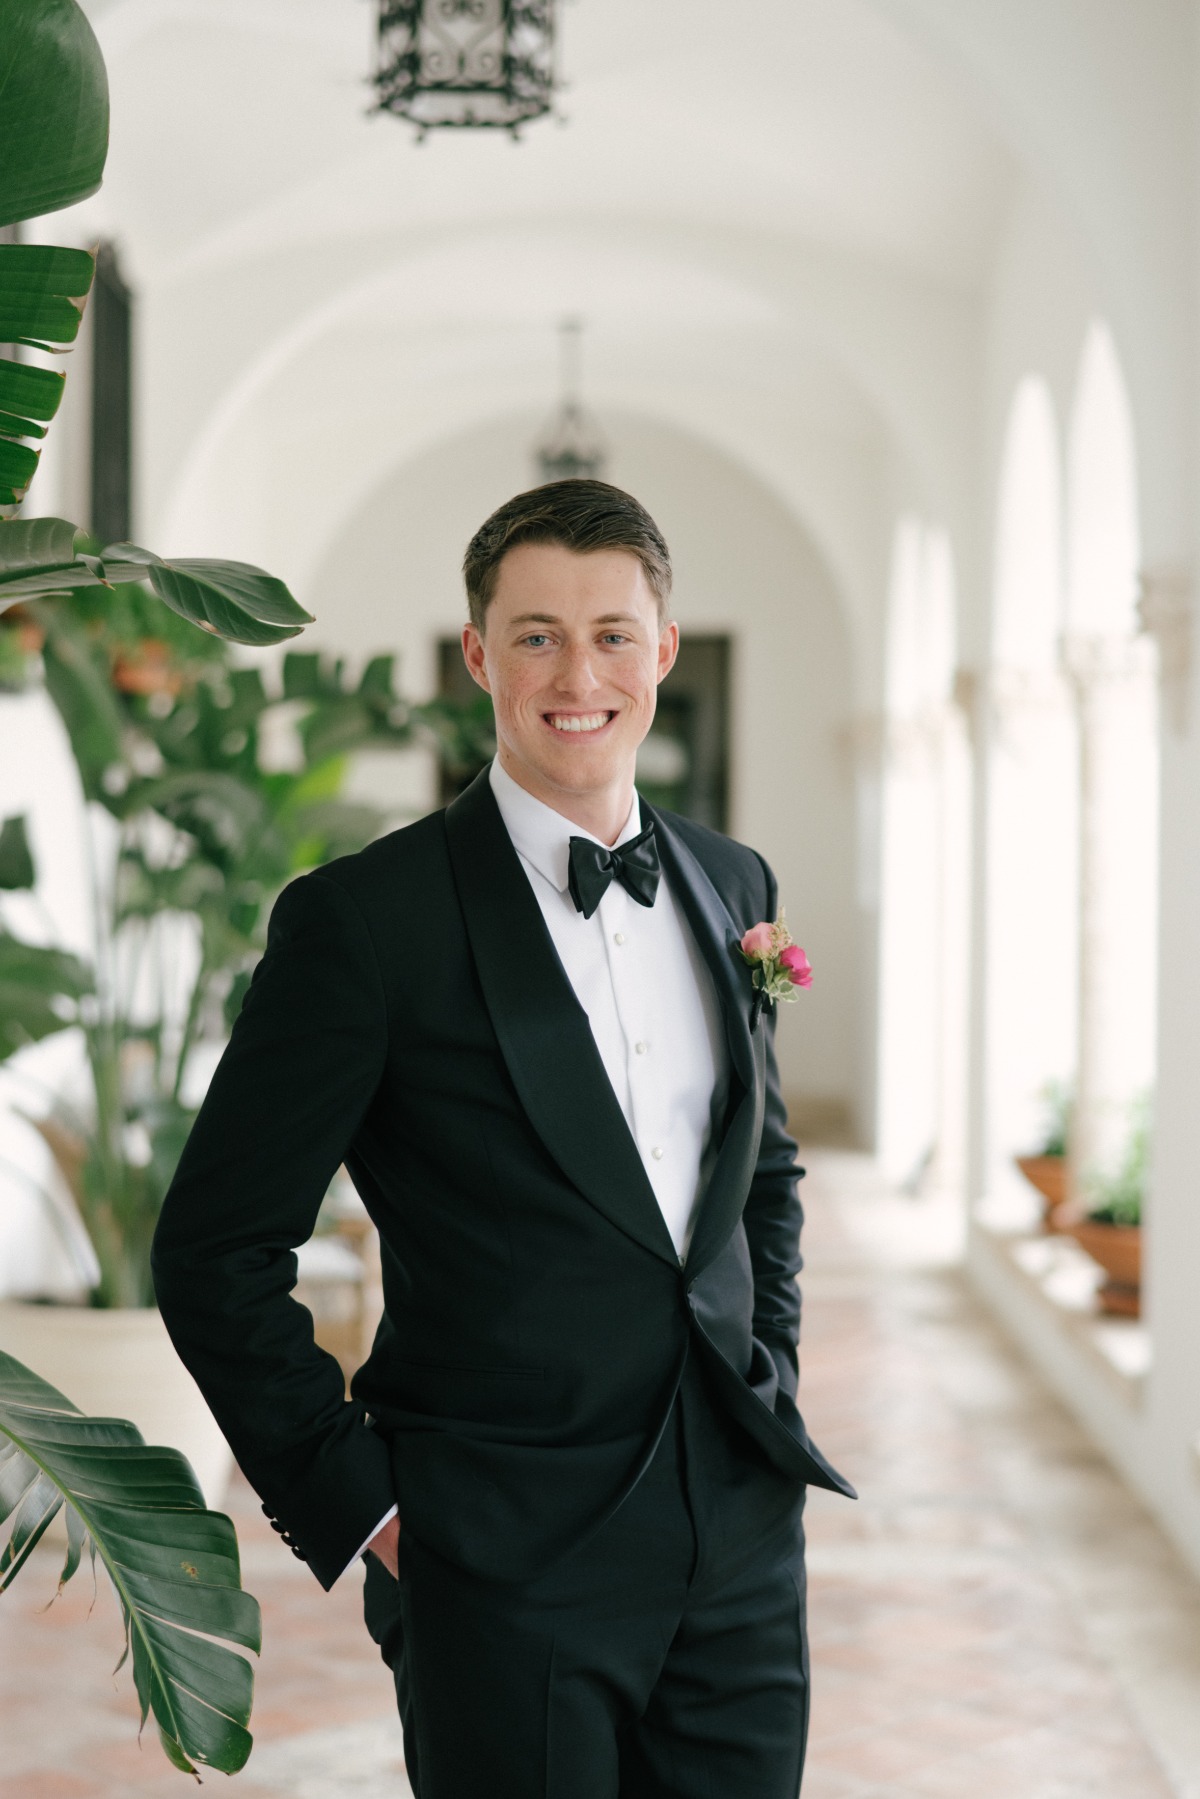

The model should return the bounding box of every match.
[739,911,812,1029]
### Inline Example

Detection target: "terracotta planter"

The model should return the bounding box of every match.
[111,638,183,696]
[1067,1221,1142,1318]
[1015,1154,1068,1229]
[0,1301,233,1508]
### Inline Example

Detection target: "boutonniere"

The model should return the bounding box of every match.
[739,912,812,1031]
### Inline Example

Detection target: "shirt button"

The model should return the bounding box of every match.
[635,1041,647,1056]
[613,932,626,946]
[651,1146,664,1161]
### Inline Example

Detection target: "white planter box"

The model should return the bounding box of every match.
[0,1301,234,1510]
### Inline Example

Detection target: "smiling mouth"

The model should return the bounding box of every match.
[545,711,616,734]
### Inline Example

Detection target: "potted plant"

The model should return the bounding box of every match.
[0,588,488,1492]
[2,1,304,1770]
[1067,1094,1148,1318]
[0,0,314,1537]
[1015,1079,1071,1228]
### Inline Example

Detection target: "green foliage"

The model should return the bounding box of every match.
[1086,1093,1150,1228]
[0,251,94,504]
[0,1351,261,1776]
[0,930,92,1059]
[0,1,110,230]
[0,0,301,1768]
[0,1,309,642]
[0,600,481,1307]
[1033,1079,1071,1159]
[0,529,314,647]
[0,814,36,890]
[0,243,96,348]
[0,0,107,498]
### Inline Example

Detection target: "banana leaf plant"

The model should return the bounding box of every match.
[0,0,311,645]
[0,594,495,1306]
[0,1349,261,1776]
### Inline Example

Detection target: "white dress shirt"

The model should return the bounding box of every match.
[347,757,729,1577]
[489,755,729,1261]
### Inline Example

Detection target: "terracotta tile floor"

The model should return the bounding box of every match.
[4,1149,1200,1796]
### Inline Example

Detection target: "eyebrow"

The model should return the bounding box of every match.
[508,612,643,627]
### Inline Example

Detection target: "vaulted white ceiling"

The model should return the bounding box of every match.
[80,0,1015,290]
[58,0,1197,584]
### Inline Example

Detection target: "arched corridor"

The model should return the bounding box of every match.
[4,1,1200,1791]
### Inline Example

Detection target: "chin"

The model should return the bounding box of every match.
[540,756,617,792]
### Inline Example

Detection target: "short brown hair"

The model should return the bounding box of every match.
[463,479,673,632]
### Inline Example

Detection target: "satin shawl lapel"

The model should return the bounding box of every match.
[641,803,765,1277]
[444,772,678,1269]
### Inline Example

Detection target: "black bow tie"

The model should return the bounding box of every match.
[567,822,661,920]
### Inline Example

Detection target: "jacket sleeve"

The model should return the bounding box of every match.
[151,871,396,1590]
[743,853,805,1402]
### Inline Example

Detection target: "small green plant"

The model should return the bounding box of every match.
[1085,1093,1150,1228]
[1032,1079,1071,1158]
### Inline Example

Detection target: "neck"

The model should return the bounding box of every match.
[497,746,635,845]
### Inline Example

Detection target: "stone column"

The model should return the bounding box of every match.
[1062,631,1159,1198]
[1137,565,1193,737]
[976,660,1079,1218]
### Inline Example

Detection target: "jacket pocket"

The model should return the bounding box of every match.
[388,1358,550,1427]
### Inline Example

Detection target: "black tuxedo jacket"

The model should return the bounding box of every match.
[152,771,853,1590]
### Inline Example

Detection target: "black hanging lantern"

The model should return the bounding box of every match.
[373,1,557,139]
[534,318,606,483]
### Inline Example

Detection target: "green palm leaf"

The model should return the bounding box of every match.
[0,0,107,500]
[0,244,96,350]
[104,545,314,646]
[0,532,313,645]
[0,0,109,230]
[0,814,36,890]
[0,930,93,1060]
[0,1352,261,1777]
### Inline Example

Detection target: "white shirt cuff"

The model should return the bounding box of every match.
[339,1503,398,1583]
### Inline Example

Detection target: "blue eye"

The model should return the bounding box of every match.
[524,634,550,647]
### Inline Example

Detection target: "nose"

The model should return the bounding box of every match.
[552,640,603,700]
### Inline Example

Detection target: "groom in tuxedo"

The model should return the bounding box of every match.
[152,478,852,1797]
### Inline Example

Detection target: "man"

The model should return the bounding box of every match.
[152,479,853,1798]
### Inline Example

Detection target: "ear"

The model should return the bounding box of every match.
[461,623,491,693]
[656,620,680,684]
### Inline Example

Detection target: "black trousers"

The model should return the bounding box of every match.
[363,1355,810,1798]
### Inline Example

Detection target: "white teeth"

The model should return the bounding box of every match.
[548,713,611,733]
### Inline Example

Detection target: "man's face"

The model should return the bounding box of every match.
[462,540,678,816]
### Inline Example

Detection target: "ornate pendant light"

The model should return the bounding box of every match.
[373,1,557,140]
[534,318,607,483]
